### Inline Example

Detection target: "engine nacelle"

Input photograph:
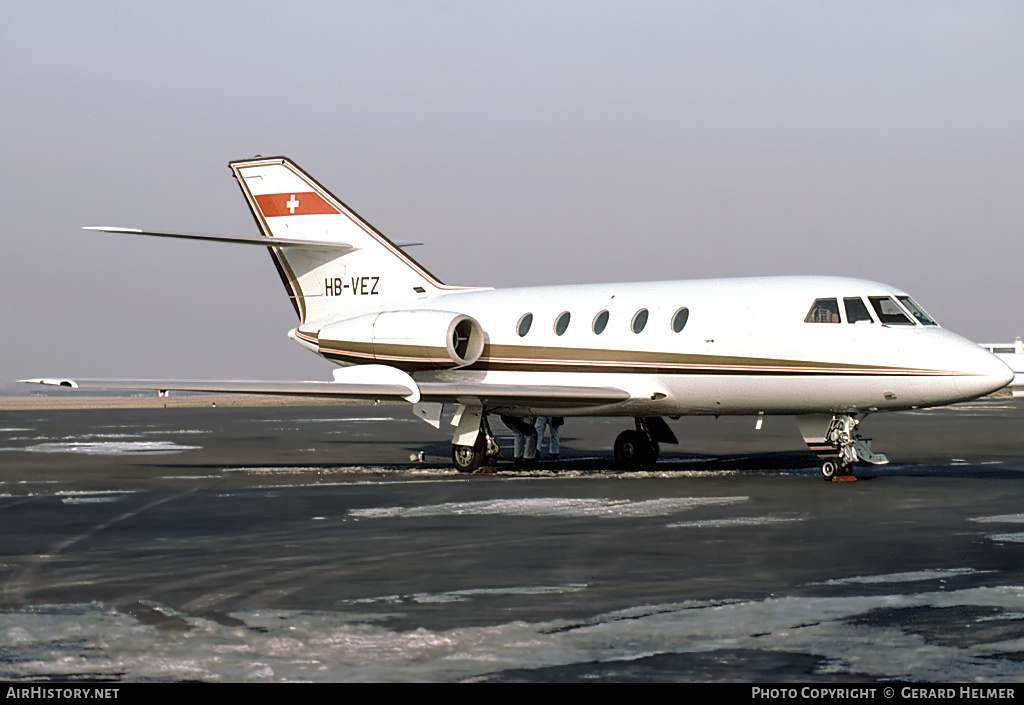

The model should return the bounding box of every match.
[317,310,486,369]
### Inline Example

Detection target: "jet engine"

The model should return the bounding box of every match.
[316,310,486,369]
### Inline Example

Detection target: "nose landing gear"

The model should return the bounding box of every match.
[797,413,889,481]
[819,457,849,481]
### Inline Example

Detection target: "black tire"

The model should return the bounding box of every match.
[452,434,486,473]
[614,430,655,470]
[647,441,660,464]
[821,459,839,481]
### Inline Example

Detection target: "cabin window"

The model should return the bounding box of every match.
[554,311,571,336]
[804,298,840,323]
[868,296,914,325]
[671,307,689,332]
[897,296,937,326]
[593,310,610,335]
[844,297,873,324]
[631,308,649,334]
[517,313,533,336]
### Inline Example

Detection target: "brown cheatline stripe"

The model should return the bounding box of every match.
[315,339,960,377]
[480,343,942,373]
[462,361,941,376]
[321,349,442,371]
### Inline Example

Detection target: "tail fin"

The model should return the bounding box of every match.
[230,156,465,325]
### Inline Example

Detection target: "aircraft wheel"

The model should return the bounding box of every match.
[820,459,839,481]
[614,430,655,470]
[452,435,486,473]
[647,441,660,464]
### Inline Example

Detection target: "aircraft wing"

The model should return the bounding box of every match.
[19,370,630,409]
[21,364,421,401]
[19,377,417,401]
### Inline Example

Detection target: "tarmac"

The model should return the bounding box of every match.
[2,396,1024,682]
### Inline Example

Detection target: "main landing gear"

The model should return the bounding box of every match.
[450,414,682,472]
[613,417,678,470]
[796,413,889,481]
[451,414,501,473]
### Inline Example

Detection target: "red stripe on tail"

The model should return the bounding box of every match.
[255,192,338,218]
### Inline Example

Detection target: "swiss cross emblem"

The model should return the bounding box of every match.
[253,191,335,218]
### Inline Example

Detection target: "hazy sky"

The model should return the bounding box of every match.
[3,1,1023,385]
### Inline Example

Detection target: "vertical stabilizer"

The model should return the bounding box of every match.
[230,156,461,325]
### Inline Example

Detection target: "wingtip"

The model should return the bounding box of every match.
[18,378,77,388]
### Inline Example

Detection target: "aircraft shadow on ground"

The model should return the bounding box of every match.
[150,445,1024,481]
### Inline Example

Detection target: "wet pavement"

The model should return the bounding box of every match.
[2,399,1024,681]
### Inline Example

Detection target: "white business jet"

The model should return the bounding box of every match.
[22,157,1013,479]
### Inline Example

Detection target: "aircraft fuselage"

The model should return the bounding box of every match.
[298,274,1011,418]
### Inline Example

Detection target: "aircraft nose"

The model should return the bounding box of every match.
[954,343,1014,399]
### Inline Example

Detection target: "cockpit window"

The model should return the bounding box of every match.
[804,298,840,323]
[844,297,873,324]
[868,296,914,325]
[897,296,937,326]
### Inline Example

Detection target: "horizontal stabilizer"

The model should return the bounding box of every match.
[83,227,357,252]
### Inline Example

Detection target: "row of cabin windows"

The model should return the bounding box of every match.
[517,307,690,337]
[804,296,937,326]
